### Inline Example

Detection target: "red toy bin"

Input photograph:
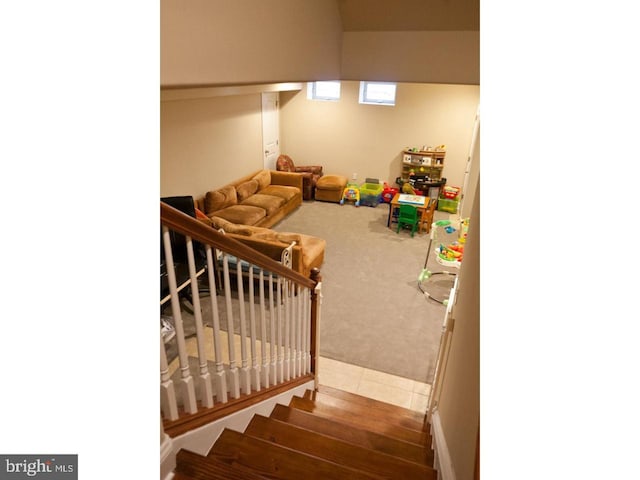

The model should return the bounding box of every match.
[442,186,461,199]
[382,187,399,203]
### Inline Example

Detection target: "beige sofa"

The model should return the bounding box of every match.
[195,170,303,229]
[199,216,325,278]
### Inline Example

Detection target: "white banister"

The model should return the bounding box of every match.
[222,255,240,399]
[259,271,270,389]
[205,246,227,403]
[161,202,321,431]
[162,226,197,414]
[248,267,261,392]
[276,278,284,383]
[284,279,291,382]
[269,275,277,386]
[186,236,213,408]
[235,262,251,395]
[160,333,178,420]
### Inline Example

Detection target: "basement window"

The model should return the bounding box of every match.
[359,81,397,106]
[307,81,341,101]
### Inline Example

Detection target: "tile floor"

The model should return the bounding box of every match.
[317,356,431,412]
[165,327,431,413]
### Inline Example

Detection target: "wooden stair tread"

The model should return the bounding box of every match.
[208,428,380,479]
[289,396,429,446]
[176,449,269,480]
[316,385,427,425]
[244,414,436,479]
[304,389,426,432]
[270,404,434,466]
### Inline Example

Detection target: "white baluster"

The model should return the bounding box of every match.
[162,227,197,414]
[295,284,303,377]
[259,270,270,389]
[222,255,240,399]
[276,277,284,384]
[205,246,227,403]
[248,266,261,391]
[283,278,291,381]
[186,236,213,408]
[303,287,311,374]
[236,262,251,395]
[160,333,178,420]
[269,275,277,386]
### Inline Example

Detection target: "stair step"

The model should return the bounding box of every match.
[208,428,380,479]
[289,396,429,446]
[244,414,436,479]
[270,404,434,466]
[304,389,426,432]
[316,385,427,426]
[175,449,269,479]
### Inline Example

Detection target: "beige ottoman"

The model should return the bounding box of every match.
[315,175,348,203]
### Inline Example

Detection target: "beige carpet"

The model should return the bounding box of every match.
[272,199,458,383]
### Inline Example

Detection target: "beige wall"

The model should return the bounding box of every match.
[437,184,480,480]
[342,31,479,85]
[160,93,265,198]
[161,0,343,87]
[279,81,479,188]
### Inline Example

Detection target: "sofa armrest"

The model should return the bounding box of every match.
[226,233,304,273]
[269,170,303,192]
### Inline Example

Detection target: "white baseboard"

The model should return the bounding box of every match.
[431,409,456,480]
[160,433,176,480]
[170,380,315,456]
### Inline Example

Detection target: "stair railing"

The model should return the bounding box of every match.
[160,201,321,437]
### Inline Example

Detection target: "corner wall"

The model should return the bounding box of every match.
[435,184,480,480]
[279,81,479,188]
[341,31,479,85]
[161,0,343,87]
[160,93,265,198]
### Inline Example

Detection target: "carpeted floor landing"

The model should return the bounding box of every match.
[272,199,458,383]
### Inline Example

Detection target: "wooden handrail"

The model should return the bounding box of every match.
[161,201,314,289]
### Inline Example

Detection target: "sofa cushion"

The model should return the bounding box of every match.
[236,179,259,202]
[259,185,299,202]
[241,194,285,216]
[211,205,266,226]
[205,185,237,214]
[253,170,271,191]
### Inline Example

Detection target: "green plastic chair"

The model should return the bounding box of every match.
[396,204,419,237]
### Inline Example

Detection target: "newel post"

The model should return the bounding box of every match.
[309,268,323,391]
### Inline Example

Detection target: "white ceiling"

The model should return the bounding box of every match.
[337,0,479,32]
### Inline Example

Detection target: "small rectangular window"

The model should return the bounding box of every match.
[359,81,397,106]
[307,81,341,101]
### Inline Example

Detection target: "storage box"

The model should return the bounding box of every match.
[359,182,384,207]
[442,186,461,199]
[382,187,399,203]
[437,197,459,213]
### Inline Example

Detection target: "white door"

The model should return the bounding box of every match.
[261,92,280,170]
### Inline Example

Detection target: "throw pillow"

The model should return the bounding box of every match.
[205,185,237,213]
[194,207,209,220]
[236,179,259,201]
[252,170,271,191]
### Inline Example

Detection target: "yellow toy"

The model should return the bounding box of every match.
[340,182,360,207]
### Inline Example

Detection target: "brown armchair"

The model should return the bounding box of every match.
[276,154,323,200]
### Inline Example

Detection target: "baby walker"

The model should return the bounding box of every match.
[340,182,360,207]
[418,217,469,305]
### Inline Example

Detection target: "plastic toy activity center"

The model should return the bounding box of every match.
[418,217,470,304]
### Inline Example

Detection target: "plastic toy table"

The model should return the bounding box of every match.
[387,193,437,234]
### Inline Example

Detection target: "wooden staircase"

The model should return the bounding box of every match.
[172,385,437,479]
